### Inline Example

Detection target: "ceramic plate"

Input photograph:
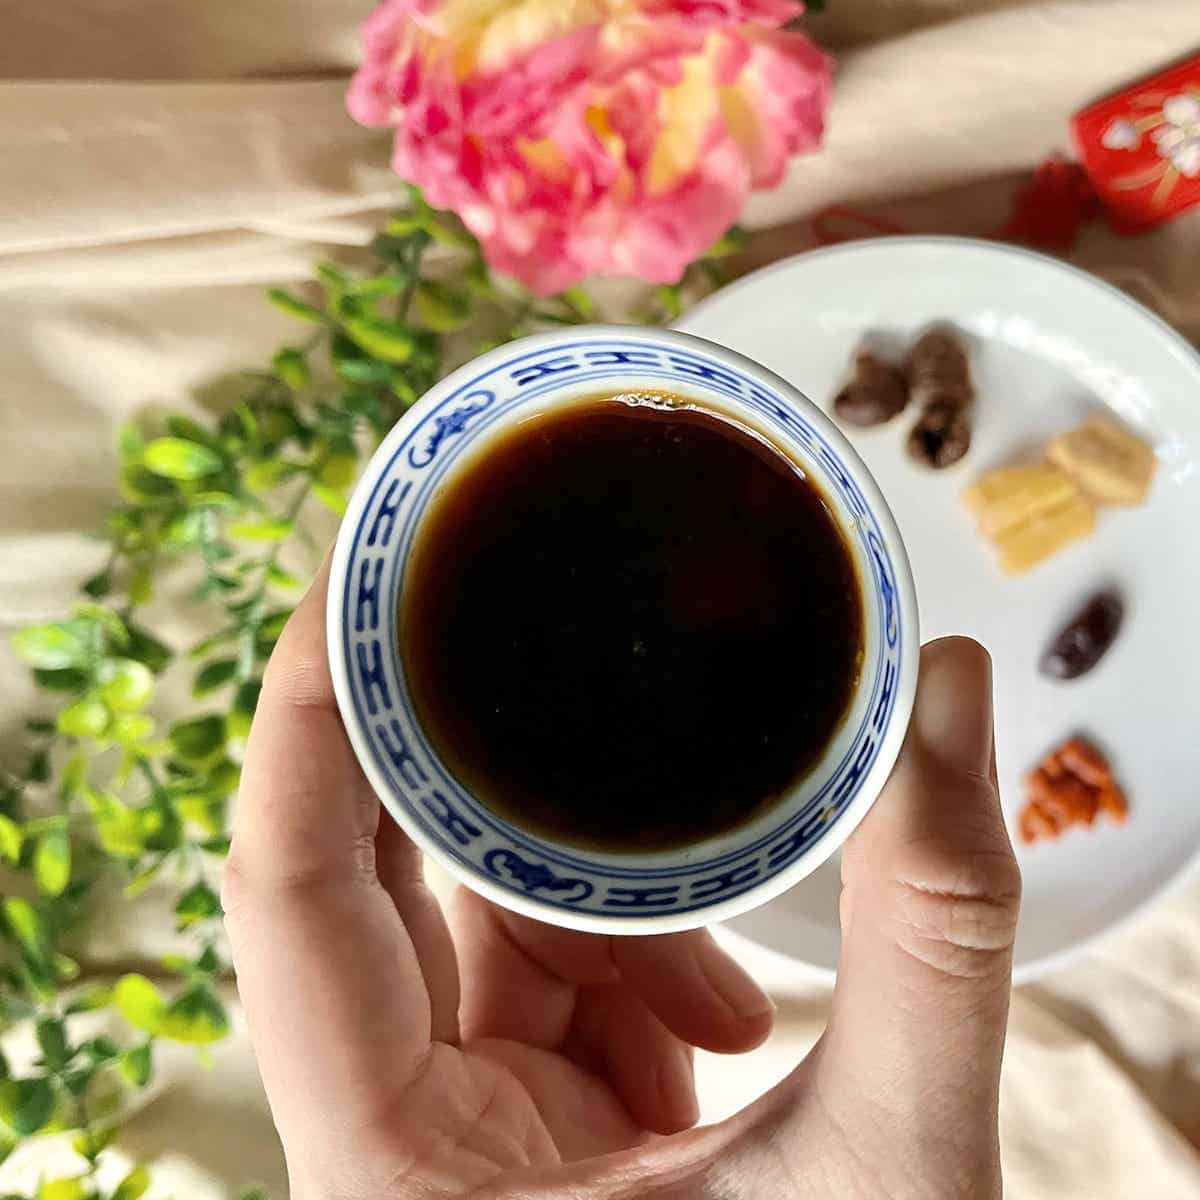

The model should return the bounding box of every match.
[679,237,1200,982]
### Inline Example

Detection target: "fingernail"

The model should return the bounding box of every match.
[915,637,994,777]
[658,1044,699,1130]
[699,936,776,1022]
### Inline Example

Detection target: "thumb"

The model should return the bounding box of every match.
[819,637,1020,1192]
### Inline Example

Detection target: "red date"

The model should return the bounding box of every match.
[1040,591,1124,680]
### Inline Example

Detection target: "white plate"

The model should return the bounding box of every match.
[679,237,1200,983]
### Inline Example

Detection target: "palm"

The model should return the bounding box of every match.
[342,875,772,1194]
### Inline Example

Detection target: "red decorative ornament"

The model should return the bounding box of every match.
[1072,54,1200,232]
[995,157,1099,249]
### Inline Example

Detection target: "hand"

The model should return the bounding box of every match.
[226,561,1020,1200]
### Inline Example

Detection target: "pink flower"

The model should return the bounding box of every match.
[348,0,832,294]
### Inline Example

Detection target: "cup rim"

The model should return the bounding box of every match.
[327,325,919,933]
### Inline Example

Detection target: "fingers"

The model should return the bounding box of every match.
[452,892,774,1055]
[224,559,458,1147]
[820,637,1020,1191]
[374,816,460,1044]
[451,894,768,1135]
[612,932,775,1054]
[568,984,698,1134]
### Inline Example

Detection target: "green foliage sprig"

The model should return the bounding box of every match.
[0,187,736,1198]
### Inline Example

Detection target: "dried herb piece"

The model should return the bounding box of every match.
[833,351,909,427]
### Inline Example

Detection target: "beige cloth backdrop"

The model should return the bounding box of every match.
[2,2,1200,1196]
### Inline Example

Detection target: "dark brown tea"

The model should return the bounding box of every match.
[402,395,863,851]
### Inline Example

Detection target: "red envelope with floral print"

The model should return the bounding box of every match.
[1072,55,1200,231]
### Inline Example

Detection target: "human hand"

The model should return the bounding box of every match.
[226,561,1020,1199]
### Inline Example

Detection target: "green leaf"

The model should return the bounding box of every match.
[169,715,226,761]
[318,452,358,488]
[2,898,43,956]
[118,422,146,462]
[426,219,476,250]
[193,659,237,696]
[27,748,51,782]
[138,799,182,853]
[26,717,56,734]
[123,862,162,898]
[57,697,109,739]
[120,463,177,500]
[654,283,683,320]
[38,1176,86,1200]
[210,759,241,793]
[34,830,71,897]
[311,482,347,517]
[72,1125,116,1162]
[343,316,415,363]
[98,658,154,712]
[188,626,240,659]
[60,753,86,797]
[35,1019,69,1070]
[560,284,595,317]
[143,437,223,481]
[413,280,472,332]
[166,415,223,451]
[54,954,80,983]
[11,625,90,670]
[240,1189,269,1200]
[163,508,214,549]
[65,984,113,1015]
[384,214,426,237]
[173,794,224,836]
[0,817,22,865]
[112,1165,150,1200]
[161,985,229,1045]
[200,836,231,857]
[267,287,324,323]
[81,569,112,599]
[352,274,409,300]
[258,610,291,641]
[243,459,296,492]
[113,974,165,1034]
[334,356,393,386]
[0,1077,55,1136]
[227,518,293,542]
[130,561,153,603]
[119,1043,154,1088]
[84,791,144,859]
[112,713,155,746]
[195,944,220,974]
[125,624,173,673]
[272,347,312,390]
[73,603,129,648]
[32,667,90,693]
[316,262,349,293]
[703,226,747,259]
[266,563,301,589]
[80,1036,120,1062]
[234,679,262,717]
[175,881,221,930]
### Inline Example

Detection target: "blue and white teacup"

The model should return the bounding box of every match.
[327,326,918,934]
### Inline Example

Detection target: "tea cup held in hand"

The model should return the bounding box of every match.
[327,326,918,934]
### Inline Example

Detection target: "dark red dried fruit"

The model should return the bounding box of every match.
[1040,591,1124,680]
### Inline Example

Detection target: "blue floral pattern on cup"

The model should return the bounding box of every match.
[332,331,910,925]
